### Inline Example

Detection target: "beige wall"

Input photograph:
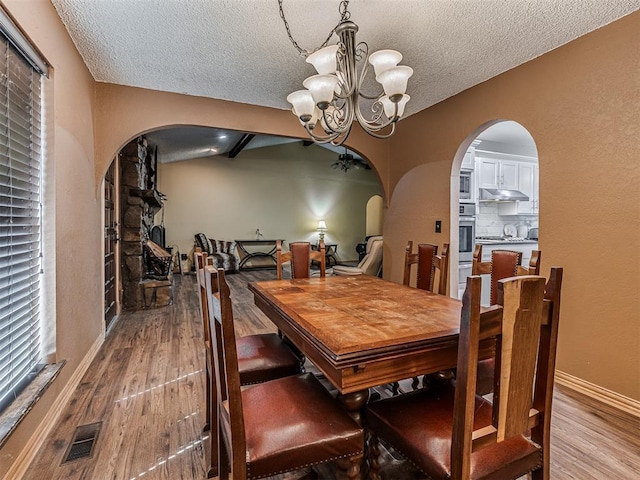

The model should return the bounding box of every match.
[1,0,101,476]
[156,142,381,261]
[385,12,640,400]
[2,4,638,476]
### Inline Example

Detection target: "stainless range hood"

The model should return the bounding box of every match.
[479,188,529,202]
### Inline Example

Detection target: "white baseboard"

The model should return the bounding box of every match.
[3,333,104,480]
[555,370,640,418]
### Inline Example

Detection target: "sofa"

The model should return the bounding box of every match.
[194,233,239,272]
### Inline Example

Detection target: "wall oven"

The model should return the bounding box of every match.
[459,203,476,263]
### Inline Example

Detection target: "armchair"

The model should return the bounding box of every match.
[333,235,383,277]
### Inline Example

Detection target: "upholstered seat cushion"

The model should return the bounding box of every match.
[366,384,542,480]
[237,333,301,385]
[240,373,364,479]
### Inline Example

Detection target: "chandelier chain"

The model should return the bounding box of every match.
[278,0,350,56]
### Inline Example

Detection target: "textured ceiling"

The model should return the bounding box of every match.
[51,0,639,120]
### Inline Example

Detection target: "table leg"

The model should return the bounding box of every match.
[337,389,369,425]
[336,389,369,478]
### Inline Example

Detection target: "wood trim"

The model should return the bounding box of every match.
[555,370,640,418]
[3,334,104,480]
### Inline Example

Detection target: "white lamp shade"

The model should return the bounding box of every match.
[380,94,410,119]
[303,74,340,106]
[317,220,327,231]
[368,49,402,77]
[376,66,413,97]
[287,90,315,119]
[306,45,339,75]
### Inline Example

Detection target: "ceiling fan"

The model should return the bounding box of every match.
[332,149,370,172]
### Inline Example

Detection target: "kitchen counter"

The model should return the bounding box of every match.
[475,239,538,245]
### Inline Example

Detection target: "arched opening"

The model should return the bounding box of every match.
[450,121,539,302]
[366,195,383,237]
[111,126,384,310]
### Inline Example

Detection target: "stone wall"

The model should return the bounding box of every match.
[120,137,172,310]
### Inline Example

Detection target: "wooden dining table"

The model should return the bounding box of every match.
[248,274,497,420]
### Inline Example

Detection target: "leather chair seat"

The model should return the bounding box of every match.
[237,333,302,385]
[366,384,542,480]
[237,373,364,479]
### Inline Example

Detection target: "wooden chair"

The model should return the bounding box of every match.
[198,263,301,478]
[473,245,542,394]
[366,268,563,480]
[194,250,214,433]
[400,241,451,391]
[208,267,364,480]
[276,240,325,280]
[403,241,449,295]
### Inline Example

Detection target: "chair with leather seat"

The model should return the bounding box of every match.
[198,263,302,477]
[333,235,383,276]
[403,241,449,295]
[473,245,541,394]
[276,240,325,280]
[400,241,450,391]
[194,250,215,433]
[366,269,563,480]
[208,267,364,480]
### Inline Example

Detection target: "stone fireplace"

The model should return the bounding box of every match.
[120,136,173,310]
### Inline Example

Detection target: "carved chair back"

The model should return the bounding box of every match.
[472,245,523,305]
[276,240,325,280]
[403,241,450,295]
[451,268,563,478]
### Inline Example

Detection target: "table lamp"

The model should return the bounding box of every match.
[316,220,327,241]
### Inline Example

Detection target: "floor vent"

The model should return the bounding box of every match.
[61,421,102,464]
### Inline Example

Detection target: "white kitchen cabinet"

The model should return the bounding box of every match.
[461,147,475,170]
[498,163,539,215]
[477,157,519,190]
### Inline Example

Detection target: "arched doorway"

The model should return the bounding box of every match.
[451,121,539,302]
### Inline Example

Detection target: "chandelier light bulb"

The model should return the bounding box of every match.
[287,90,316,122]
[380,94,410,119]
[376,65,414,99]
[368,49,403,77]
[306,45,339,75]
[303,74,340,109]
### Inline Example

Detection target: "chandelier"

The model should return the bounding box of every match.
[280,0,413,146]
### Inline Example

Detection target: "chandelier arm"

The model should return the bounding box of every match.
[321,107,350,135]
[330,125,352,147]
[360,122,397,140]
[304,122,342,144]
[354,101,396,132]
[355,51,385,100]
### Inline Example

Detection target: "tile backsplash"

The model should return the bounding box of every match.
[476,202,539,237]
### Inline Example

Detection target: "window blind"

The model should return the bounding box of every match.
[0,33,43,411]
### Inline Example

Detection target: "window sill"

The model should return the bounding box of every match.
[0,361,66,448]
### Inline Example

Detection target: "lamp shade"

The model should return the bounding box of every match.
[287,90,316,120]
[303,74,340,107]
[307,45,339,75]
[317,220,327,231]
[368,49,402,77]
[380,94,410,119]
[376,66,413,98]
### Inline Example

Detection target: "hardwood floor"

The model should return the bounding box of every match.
[22,271,640,479]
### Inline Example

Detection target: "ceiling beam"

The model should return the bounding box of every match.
[228,133,255,158]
